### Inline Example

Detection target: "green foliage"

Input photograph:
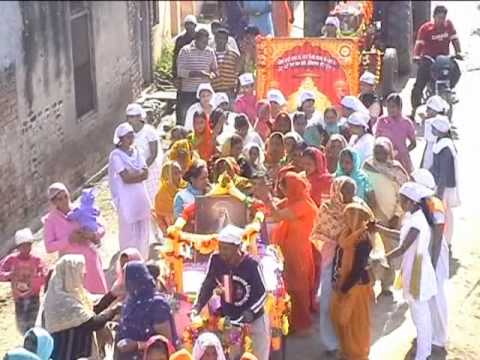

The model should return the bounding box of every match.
[154,42,174,81]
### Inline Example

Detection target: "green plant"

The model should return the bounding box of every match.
[154,42,174,80]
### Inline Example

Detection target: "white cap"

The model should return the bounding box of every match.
[125,103,144,117]
[239,73,255,87]
[426,95,448,114]
[431,115,450,133]
[218,224,244,245]
[412,169,437,190]
[325,16,340,29]
[113,122,134,144]
[340,95,369,114]
[267,89,286,106]
[360,71,377,85]
[212,92,229,109]
[196,83,215,99]
[299,90,315,106]
[184,15,197,25]
[347,111,370,129]
[48,182,68,200]
[15,228,34,246]
[399,182,424,203]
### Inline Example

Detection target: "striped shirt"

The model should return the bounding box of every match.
[177,43,217,92]
[211,48,240,93]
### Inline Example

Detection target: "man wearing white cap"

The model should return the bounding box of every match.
[126,103,163,204]
[234,73,257,126]
[384,182,438,360]
[412,169,449,353]
[0,228,47,333]
[267,88,287,119]
[298,90,324,127]
[108,122,152,257]
[323,16,340,38]
[192,225,270,360]
[347,111,375,164]
[430,115,460,247]
[359,71,383,125]
[420,95,449,169]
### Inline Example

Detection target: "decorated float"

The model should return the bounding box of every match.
[154,173,291,356]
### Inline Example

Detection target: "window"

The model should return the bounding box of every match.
[70,3,96,118]
[152,1,159,25]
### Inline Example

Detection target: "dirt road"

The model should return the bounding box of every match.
[1,1,479,359]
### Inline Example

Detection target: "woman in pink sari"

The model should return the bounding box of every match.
[43,182,108,294]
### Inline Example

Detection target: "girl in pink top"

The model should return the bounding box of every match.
[234,73,257,126]
[43,182,107,294]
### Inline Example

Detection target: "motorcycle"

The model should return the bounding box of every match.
[421,54,463,121]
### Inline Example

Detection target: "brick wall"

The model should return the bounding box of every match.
[0,1,145,255]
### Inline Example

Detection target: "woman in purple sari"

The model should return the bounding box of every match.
[115,261,177,359]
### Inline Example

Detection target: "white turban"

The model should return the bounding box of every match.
[267,89,286,106]
[15,228,34,246]
[47,182,68,200]
[360,71,377,85]
[218,224,244,245]
[426,95,448,114]
[196,83,215,100]
[412,169,436,190]
[125,103,143,117]
[113,122,134,145]
[347,111,370,129]
[212,92,229,109]
[325,16,340,29]
[184,15,197,25]
[399,182,425,203]
[298,90,315,107]
[239,73,255,86]
[340,95,369,114]
[431,115,450,133]
[192,332,226,360]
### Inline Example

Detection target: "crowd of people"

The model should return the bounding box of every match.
[1,3,462,360]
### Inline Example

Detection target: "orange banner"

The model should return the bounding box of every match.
[256,38,361,113]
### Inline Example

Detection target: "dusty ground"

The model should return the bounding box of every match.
[1,1,480,359]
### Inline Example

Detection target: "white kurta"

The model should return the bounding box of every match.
[400,209,438,360]
[135,124,163,202]
[349,133,375,165]
[108,148,151,257]
[421,117,437,169]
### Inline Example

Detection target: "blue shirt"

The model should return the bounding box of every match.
[173,184,203,218]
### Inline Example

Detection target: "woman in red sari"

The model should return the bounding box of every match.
[257,172,317,334]
[301,147,333,206]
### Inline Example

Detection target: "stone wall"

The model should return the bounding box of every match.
[0,1,144,255]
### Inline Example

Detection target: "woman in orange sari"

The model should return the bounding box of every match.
[258,172,317,334]
[331,202,375,360]
[188,111,215,161]
[272,1,294,37]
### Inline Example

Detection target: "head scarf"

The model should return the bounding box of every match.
[254,100,273,140]
[169,349,193,360]
[336,148,371,200]
[44,255,94,333]
[325,134,348,173]
[243,142,265,169]
[47,182,68,201]
[169,139,196,173]
[265,132,285,165]
[281,171,314,206]
[304,147,333,206]
[111,248,144,298]
[191,112,214,161]
[3,349,41,360]
[113,122,135,145]
[192,332,226,360]
[24,328,53,360]
[155,161,187,216]
[364,137,409,186]
[272,112,292,134]
[143,335,175,360]
[118,261,175,342]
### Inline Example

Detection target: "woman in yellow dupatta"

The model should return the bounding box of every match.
[363,136,409,295]
[331,202,375,360]
[154,161,187,233]
[167,139,199,175]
